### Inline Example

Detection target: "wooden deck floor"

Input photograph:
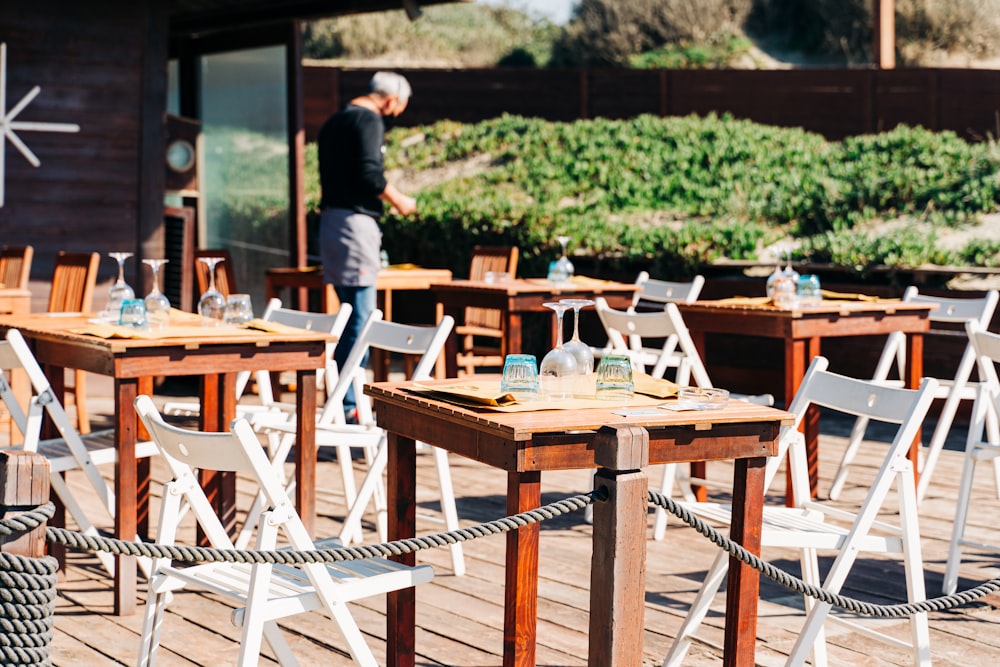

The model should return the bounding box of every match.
[15,386,1000,667]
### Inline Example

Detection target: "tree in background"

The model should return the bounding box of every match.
[302,4,558,67]
[302,0,1000,69]
[550,0,753,66]
[749,0,1000,65]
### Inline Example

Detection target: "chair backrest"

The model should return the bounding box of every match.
[594,296,711,386]
[469,245,518,281]
[0,245,33,289]
[48,251,99,312]
[318,310,455,425]
[466,246,518,330]
[873,286,999,381]
[0,329,111,508]
[251,297,352,401]
[778,356,938,504]
[134,394,314,551]
[632,271,705,310]
[194,249,237,298]
[967,319,1000,388]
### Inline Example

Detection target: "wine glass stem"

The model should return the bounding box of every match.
[117,261,125,283]
[208,265,217,292]
[555,310,565,347]
[572,308,581,341]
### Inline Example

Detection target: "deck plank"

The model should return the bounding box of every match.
[6,393,1000,666]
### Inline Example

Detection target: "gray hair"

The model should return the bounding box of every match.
[369,71,412,102]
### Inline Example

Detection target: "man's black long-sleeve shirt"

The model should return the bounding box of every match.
[317,103,388,218]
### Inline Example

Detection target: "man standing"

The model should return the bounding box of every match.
[317,71,416,420]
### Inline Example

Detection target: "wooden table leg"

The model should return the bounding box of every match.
[386,430,417,667]
[905,331,925,485]
[441,302,462,378]
[504,470,541,667]
[113,377,139,616]
[507,312,524,354]
[784,337,819,505]
[723,456,766,667]
[688,330,709,501]
[295,369,317,535]
[137,376,154,540]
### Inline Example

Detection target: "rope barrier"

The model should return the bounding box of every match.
[648,489,1000,616]
[2,486,999,643]
[0,503,58,667]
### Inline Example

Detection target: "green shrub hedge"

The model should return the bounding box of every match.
[293,113,1000,278]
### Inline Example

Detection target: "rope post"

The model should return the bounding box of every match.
[0,450,50,558]
[588,424,649,667]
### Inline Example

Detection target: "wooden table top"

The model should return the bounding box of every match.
[431,277,639,297]
[0,312,333,351]
[266,265,453,290]
[367,378,793,471]
[679,298,937,317]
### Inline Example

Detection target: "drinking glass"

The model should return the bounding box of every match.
[595,354,635,400]
[118,298,147,327]
[142,258,170,327]
[547,235,574,285]
[197,256,226,324]
[539,302,578,400]
[500,354,541,400]
[224,293,254,325]
[105,252,135,319]
[560,298,595,374]
[797,274,822,305]
[781,250,800,284]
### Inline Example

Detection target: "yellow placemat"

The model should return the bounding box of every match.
[243,318,317,335]
[387,263,420,270]
[714,296,774,306]
[409,382,518,408]
[819,290,882,302]
[569,275,617,286]
[69,323,262,340]
[408,373,678,412]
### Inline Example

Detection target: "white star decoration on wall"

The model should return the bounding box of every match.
[0,42,80,207]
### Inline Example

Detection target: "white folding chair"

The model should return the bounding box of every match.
[133,395,433,667]
[593,296,772,535]
[943,320,1000,594]
[0,328,158,577]
[252,310,465,575]
[829,286,998,502]
[631,270,705,310]
[163,298,351,417]
[591,272,705,362]
[663,357,937,667]
[593,296,711,386]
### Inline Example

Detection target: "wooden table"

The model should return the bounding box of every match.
[0,288,31,440]
[266,265,452,379]
[677,299,935,498]
[367,380,792,667]
[0,313,329,616]
[432,278,638,377]
[0,287,31,316]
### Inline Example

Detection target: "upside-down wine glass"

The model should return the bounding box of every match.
[105,252,135,319]
[547,235,574,284]
[560,298,595,374]
[539,301,578,400]
[197,256,226,324]
[142,258,170,327]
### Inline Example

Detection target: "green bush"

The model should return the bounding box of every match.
[297,114,1000,279]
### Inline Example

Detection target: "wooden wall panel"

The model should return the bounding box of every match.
[303,65,1000,145]
[0,1,151,283]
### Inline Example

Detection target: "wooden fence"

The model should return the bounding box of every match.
[304,65,1000,142]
